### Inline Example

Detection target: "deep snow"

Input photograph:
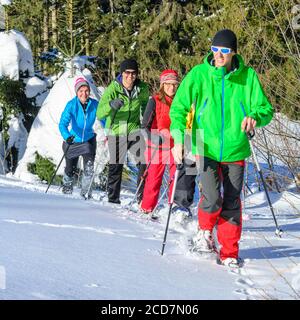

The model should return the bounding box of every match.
[0,175,299,300]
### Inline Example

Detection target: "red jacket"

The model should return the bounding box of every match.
[142,94,174,149]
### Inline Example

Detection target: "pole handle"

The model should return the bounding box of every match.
[247,130,255,140]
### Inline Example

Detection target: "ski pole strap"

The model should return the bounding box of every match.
[247,130,255,140]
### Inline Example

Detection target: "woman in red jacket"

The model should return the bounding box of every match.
[140,69,195,216]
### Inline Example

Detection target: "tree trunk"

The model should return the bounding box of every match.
[51,2,58,45]
[65,0,74,75]
[68,0,74,56]
[43,7,49,52]
[4,5,9,31]
[109,0,115,80]
[111,44,115,80]
[85,20,90,56]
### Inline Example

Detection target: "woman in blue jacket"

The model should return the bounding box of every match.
[59,77,98,198]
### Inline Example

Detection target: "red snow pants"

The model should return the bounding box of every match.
[140,144,176,212]
[198,157,245,260]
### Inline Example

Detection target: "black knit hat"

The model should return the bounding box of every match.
[120,59,139,74]
[212,29,237,52]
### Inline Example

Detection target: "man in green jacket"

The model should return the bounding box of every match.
[97,59,149,204]
[170,29,274,268]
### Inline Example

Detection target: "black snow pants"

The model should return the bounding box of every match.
[107,131,146,203]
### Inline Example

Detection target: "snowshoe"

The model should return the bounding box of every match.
[108,198,121,205]
[217,257,244,269]
[133,205,161,222]
[190,229,217,253]
[150,211,160,221]
[62,174,74,195]
[62,184,73,194]
[80,190,92,200]
[172,205,193,224]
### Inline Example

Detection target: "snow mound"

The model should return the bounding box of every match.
[24,76,48,99]
[0,29,34,80]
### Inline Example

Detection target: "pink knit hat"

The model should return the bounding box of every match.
[74,77,90,94]
[160,69,179,85]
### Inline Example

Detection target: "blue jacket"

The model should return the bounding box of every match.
[59,97,98,143]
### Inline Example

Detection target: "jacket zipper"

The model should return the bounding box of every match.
[121,89,131,134]
[197,98,208,123]
[81,101,89,142]
[82,114,87,142]
[220,69,225,161]
[127,97,131,134]
[240,101,247,117]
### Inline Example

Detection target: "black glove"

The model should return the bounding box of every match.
[66,135,75,145]
[109,98,124,110]
[151,134,163,145]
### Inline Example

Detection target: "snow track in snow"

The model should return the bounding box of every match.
[0,175,300,299]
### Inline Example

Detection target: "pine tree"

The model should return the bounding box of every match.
[9,0,44,58]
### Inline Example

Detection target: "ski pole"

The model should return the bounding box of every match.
[45,143,71,194]
[152,170,176,215]
[161,163,184,256]
[248,132,283,237]
[0,126,6,174]
[127,136,162,213]
[240,104,283,237]
[0,131,5,174]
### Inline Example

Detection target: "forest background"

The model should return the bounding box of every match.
[3,0,300,120]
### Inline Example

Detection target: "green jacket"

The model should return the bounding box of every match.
[96,77,149,136]
[170,53,274,162]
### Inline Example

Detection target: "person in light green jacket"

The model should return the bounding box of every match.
[170,29,274,268]
[97,59,149,204]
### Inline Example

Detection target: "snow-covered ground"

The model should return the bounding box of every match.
[0,175,299,300]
